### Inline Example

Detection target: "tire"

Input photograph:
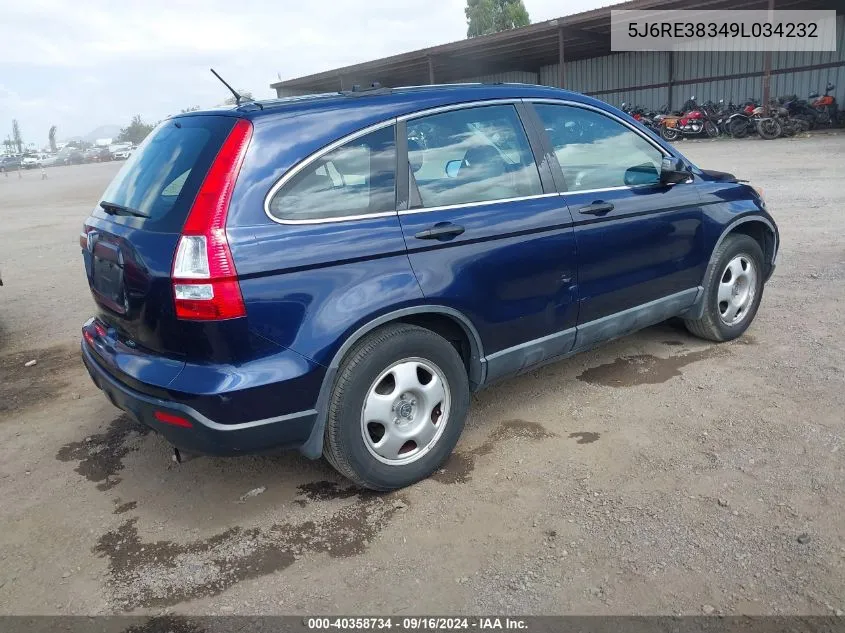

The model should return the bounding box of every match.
[660,125,680,141]
[728,117,749,138]
[756,118,782,139]
[323,323,470,490]
[704,121,719,137]
[684,234,765,342]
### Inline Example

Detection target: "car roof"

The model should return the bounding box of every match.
[174,83,607,123]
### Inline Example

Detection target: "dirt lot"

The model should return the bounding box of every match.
[0,136,843,617]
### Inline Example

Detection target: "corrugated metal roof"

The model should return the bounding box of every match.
[271,0,841,92]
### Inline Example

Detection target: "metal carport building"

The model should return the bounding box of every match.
[270,0,844,112]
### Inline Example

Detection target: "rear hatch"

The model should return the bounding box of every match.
[81,114,248,375]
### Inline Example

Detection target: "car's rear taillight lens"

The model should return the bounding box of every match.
[79,224,93,249]
[172,119,252,321]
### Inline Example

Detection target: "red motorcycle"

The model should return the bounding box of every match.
[808,82,840,126]
[659,97,719,141]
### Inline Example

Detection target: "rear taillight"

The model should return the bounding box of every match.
[172,119,252,321]
[79,224,93,249]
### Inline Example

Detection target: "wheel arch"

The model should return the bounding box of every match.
[299,306,485,459]
[712,216,778,281]
[686,215,778,321]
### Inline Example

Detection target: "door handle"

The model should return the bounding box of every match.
[579,202,615,216]
[414,223,465,240]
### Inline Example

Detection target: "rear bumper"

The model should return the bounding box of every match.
[81,341,317,456]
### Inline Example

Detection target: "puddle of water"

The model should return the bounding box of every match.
[56,414,150,491]
[0,343,79,418]
[577,348,721,387]
[95,492,405,610]
[431,419,554,485]
[569,432,600,444]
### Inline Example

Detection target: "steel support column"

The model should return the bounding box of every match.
[558,27,566,88]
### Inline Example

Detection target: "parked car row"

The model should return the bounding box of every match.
[0,144,135,170]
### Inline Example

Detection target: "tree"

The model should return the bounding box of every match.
[223,90,254,105]
[465,0,530,38]
[181,106,201,113]
[12,119,23,153]
[48,125,57,153]
[116,115,155,145]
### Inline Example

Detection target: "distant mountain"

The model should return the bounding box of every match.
[62,125,122,144]
[83,125,122,143]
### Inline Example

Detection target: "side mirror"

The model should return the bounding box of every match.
[624,162,660,186]
[660,156,690,184]
[445,159,462,178]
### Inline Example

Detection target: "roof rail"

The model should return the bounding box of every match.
[343,82,392,97]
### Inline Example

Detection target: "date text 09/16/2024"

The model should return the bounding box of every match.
[305,617,528,630]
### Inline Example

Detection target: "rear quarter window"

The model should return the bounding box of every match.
[267,125,396,222]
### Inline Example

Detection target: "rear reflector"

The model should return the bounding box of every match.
[154,411,193,428]
[172,118,252,321]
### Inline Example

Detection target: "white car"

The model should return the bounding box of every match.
[39,155,62,167]
[113,148,134,160]
[21,155,40,169]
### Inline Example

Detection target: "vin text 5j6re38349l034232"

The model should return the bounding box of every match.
[79,83,778,490]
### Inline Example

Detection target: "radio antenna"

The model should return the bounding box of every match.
[210,68,243,105]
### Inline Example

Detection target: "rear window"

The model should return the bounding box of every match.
[97,115,235,231]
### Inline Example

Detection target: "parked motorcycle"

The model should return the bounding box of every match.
[707,99,738,136]
[778,94,819,129]
[659,97,719,141]
[753,104,782,140]
[725,98,762,138]
[808,83,840,126]
[621,102,661,133]
[768,100,810,136]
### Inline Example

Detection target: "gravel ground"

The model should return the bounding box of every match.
[0,135,842,617]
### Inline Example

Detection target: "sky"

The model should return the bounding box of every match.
[0,0,610,145]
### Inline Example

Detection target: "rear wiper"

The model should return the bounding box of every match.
[99,200,150,218]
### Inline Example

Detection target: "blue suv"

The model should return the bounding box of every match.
[81,84,778,490]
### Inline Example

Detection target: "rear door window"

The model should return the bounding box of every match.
[268,125,396,222]
[406,104,542,208]
[97,116,236,231]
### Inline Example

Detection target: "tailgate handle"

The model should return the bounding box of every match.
[579,202,615,216]
[415,222,465,241]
